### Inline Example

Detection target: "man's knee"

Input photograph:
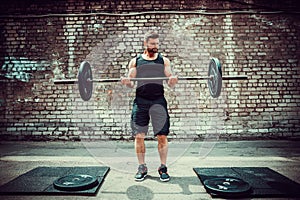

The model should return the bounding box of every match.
[157,135,168,146]
[135,133,145,141]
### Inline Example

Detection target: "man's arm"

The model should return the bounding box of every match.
[163,57,178,87]
[121,58,137,88]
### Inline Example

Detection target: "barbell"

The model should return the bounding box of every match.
[54,58,248,101]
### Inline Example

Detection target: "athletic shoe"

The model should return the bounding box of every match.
[158,164,170,182]
[135,164,148,181]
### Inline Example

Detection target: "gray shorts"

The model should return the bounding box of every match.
[131,96,170,136]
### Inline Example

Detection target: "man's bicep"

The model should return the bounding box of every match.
[165,66,173,77]
[128,58,137,78]
[163,57,173,77]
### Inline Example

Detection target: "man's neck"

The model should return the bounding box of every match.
[143,51,158,60]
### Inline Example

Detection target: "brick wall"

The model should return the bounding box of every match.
[0,0,300,140]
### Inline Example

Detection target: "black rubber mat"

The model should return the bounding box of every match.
[193,167,300,198]
[0,166,110,196]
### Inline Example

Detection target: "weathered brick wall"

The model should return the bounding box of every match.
[0,0,300,140]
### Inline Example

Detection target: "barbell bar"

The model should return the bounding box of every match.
[54,58,248,101]
[54,75,247,84]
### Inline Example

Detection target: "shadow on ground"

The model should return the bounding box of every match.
[126,176,203,199]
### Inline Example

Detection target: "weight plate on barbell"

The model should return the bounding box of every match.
[78,61,93,101]
[53,174,99,191]
[203,177,251,196]
[207,58,222,98]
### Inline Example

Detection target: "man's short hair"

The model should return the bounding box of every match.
[144,31,159,42]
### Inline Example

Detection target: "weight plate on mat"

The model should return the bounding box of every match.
[78,61,93,101]
[203,177,251,195]
[53,174,99,191]
[207,58,222,98]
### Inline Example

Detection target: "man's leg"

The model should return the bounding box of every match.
[157,135,168,165]
[131,97,150,181]
[157,134,170,182]
[135,133,146,164]
[150,98,170,181]
[134,133,148,181]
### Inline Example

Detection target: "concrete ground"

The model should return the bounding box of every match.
[0,140,299,200]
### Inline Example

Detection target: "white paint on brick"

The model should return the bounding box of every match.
[62,19,84,71]
[223,15,236,66]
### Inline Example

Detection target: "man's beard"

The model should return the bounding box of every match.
[147,47,158,54]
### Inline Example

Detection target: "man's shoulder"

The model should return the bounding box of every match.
[162,55,170,63]
[157,53,168,59]
[129,56,138,68]
[131,54,143,62]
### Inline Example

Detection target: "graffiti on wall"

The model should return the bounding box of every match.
[1,57,49,82]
